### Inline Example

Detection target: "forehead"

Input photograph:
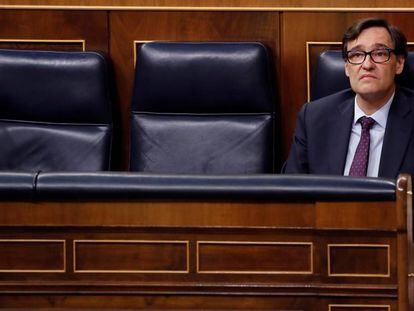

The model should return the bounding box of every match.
[347,26,393,50]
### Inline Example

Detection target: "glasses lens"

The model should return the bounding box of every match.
[347,51,366,64]
[371,49,391,63]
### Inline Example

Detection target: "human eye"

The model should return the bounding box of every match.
[372,49,388,57]
[348,50,365,62]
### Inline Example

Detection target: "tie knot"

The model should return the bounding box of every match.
[358,116,376,130]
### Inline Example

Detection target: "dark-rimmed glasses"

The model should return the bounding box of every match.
[346,48,395,65]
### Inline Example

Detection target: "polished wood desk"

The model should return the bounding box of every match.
[0,174,412,310]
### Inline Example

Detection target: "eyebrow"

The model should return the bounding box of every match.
[348,43,391,51]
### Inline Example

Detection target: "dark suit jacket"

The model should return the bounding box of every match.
[283,87,414,178]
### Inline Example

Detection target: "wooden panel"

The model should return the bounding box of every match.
[328,244,390,277]
[316,201,396,229]
[0,10,107,51]
[197,241,312,274]
[0,224,401,308]
[0,240,65,272]
[0,294,316,309]
[110,10,279,169]
[74,240,188,273]
[0,40,84,51]
[0,201,314,227]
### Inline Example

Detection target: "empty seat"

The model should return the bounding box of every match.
[0,49,113,171]
[311,50,414,101]
[130,42,275,174]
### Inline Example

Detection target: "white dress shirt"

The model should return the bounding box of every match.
[343,93,394,177]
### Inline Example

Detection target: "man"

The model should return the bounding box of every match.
[283,17,414,178]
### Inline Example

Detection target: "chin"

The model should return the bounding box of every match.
[354,86,380,96]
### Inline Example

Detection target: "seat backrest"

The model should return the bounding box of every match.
[130,42,275,174]
[0,49,113,171]
[311,50,414,101]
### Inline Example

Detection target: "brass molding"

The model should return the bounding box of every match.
[2,5,414,12]
[73,239,189,274]
[197,241,313,274]
[133,40,152,67]
[329,304,390,310]
[0,239,66,273]
[327,244,390,277]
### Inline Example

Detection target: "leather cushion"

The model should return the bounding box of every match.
[0,49,111,123]
[130,114,273,173]
[132,42,274,113]
[0,120,111,171]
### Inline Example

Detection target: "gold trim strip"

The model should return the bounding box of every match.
[0,39,86,51]
[133,40,153,67]
[197,241,313,274]
[329,304,390,310]
[327,244,390,277]
[0,239,66,273]
[73,239,189,274]
[2,5,414,12]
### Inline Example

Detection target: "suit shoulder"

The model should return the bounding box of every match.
[397,86,414,99]
[305,88,355,114]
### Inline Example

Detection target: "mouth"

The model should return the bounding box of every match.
[359,74,377,80]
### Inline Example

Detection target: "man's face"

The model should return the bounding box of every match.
[345,26,405,103]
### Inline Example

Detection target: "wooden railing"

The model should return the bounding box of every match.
[0,173,411,310]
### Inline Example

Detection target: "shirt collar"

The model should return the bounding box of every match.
[353,92,394,129]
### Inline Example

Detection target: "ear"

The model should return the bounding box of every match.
[344,62,350,77]
[395,55,405,75]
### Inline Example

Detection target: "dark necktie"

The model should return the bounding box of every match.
[348,116,376,177]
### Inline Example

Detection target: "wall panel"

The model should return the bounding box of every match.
[0,10,107,51]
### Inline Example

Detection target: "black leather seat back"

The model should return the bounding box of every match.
[130,42,275,174]
[311,50,414,101]
[0,49,113,171]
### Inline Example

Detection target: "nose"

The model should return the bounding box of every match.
[361,54,375,69]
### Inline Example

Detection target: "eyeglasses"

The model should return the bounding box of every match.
[346,48,395,65]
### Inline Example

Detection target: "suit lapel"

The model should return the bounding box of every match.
[379,89,413,178]
[327,97,354,174]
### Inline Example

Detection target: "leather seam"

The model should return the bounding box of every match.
[32,170,41,202]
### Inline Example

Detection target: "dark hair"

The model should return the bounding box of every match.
[342,18,407,60]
